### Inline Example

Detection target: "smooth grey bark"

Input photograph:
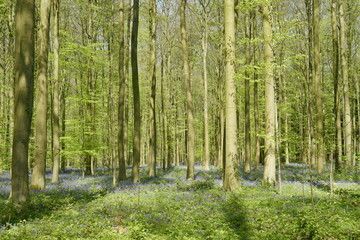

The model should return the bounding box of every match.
[262,4,276,185]
[313,0,325,174]
[131,0,141,183]
[199,0,211,171]
[331,0,342,171]
[118,0,127,182]
[148,0,157,177]
[339,0,353,167]
[11,0,36,205]
[244,9,251,173]
[180,0,195,180]
[51,0,60,183]
[252,11,260,170]
[31,0,51,190]
[223,0,240,191]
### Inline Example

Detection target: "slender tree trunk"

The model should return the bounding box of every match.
[356,74,360,163]
[313,0,325,174]
[356,74,360,162]
[148,0,157,177]
[131,0,141,183]
[118,0,127,182]
[331,0,342,171]
[339,0,352,167]
[51,0,60,183]
[11,0,36,205]
[262,4,276,185]
[305,0,315,167]
[84,0,95,176]
[160,57,167,170]
[244,9,251,173]
[252,11,260,170]
[180,0,195,180]
[202,15,210,171]
[124,1,131,167]
[223,0,239,191]
[31,0,51,190]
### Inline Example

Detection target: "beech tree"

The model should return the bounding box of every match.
[148,0,157,177]
[261,3,276,185]
[52,0,60,183]
[131,0,141,183]
[223,0,239,191]
[31,0,52,190]
[11,0,36,205]
[180,0,195,180]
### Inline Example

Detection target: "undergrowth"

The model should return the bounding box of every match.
[0,165,359,239]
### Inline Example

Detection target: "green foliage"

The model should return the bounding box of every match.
[1,167,359,239]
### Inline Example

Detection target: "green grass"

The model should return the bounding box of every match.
[0,166,359,239]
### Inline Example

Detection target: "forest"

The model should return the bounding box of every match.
[0,0,359,239]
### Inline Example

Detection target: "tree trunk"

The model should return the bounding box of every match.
[313,0,325,174]
[331,0,342,171]
[202,15,210,171]
[244,9,251,173]
[252,11,260,170]
[180,0,195,180]
[339,0,352,167]
[31,0,51,190]
[262,4,276,185]
[223,0,239,191]
[118,0,127,182]
[148,0,157,177]
[12,0,36,205]
[131,0,141,183]
[51,0,60,183]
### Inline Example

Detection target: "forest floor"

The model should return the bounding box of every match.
[0,164,359,239]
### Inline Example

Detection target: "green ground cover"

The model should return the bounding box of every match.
[0,165,359,239]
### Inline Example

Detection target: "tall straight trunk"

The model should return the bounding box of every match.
[223,0,239,191]
[124,1,131,167]
[331,0,342,171]
[118,0,127,181]
[84,0,95,176]
[356,74,360,162]
[51,0,60,183]
[180,0,195,180]
[148,0,157,177]
[131,0,141,183]
[313,0,325,174]
[202,15,210,171]
[339,0,352,167]
[31,0,51,190]
[252,11,260,170]
[12,0,36,205]
[244,9,251,173]
[305,0,315,167]
[262,4,276,185]
[108,32,117,186]
[160,58,167,169]
[357,74,360,162]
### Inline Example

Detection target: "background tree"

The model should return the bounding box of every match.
[339,0,353,167]
[118,0,127,182]
[180,0,195,180]
[131,0,141,183]
[313,0,325,174]
[52,0,60,183]
[148,0,157,177]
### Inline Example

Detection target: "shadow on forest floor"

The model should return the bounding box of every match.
[222,193,251,239]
